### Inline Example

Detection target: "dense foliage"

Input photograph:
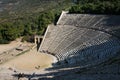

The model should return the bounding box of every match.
[70,0,120,14]
[0,0,72,44]
[0,11,59,43]
[2,0,120,44]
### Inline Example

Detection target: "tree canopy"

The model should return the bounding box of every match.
[70,0,120,15]
[0,11,61,44]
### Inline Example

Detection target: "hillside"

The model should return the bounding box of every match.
[0,0,72,21]
[0,0,73,44]
[0,0,120,44]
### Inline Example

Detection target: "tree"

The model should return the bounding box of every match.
[37,11,55,35]
[69,0,120,15]
[69,5,83,13]
[23,24,32,35]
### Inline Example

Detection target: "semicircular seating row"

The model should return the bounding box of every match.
[40,24,120,64]
[57,13,120,38]
[39,13,120,65]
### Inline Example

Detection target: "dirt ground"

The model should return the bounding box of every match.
[1,49,54,71]
[0,38,56,71]
[0,39,21,54]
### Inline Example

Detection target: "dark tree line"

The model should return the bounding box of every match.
[0,11,59,44]
[70,0,120,15]
[0,0,72,44]
[2,0,119,44]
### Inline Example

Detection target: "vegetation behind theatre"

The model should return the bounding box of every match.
[0,0,120,44]
[0,0,72,44]
[70,0,120,14]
